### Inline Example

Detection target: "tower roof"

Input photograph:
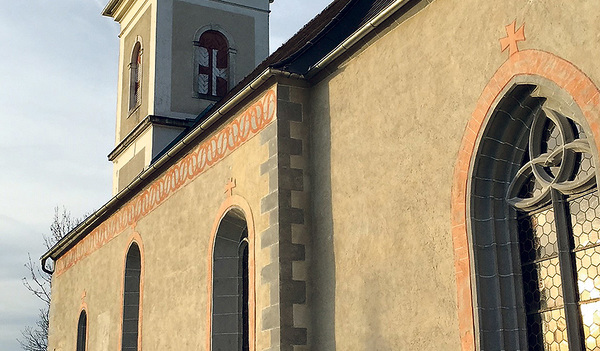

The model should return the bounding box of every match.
[101,0,123,17]
[102,0,275,18]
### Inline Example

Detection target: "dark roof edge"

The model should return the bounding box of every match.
[271,0,356,70]
[307,0,410,77]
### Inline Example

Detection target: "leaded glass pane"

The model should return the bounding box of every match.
[526,308,569,351]
[570,192,600,250]
[581,301,600,350]
[519,209,559,263]
[541,119,563,179]
[575,246,600,302]
[509,101,600,350]
[569,190,600,350]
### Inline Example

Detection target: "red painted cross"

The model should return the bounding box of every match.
[225,178,236,197]
[500,20,526,57]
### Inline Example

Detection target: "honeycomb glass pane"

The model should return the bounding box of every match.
[573,153,596,183]
[576,246,600,301]
[522,257,564,313]
[570,192,600,249]
[526,308,569,351]
[581,301,600,350]
[542,119,564,178]
[519,209,558,263]
[543,119,562,154]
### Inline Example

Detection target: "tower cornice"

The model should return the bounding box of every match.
[102,0,137,21]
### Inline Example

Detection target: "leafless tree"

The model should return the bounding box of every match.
[18,307,49,351]
[19,207,83,351]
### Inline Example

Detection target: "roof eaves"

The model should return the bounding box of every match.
[41,68,303,272]
[41,0,415,272]
[280,0,401,75]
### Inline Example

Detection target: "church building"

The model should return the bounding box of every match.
[42,0,600,350]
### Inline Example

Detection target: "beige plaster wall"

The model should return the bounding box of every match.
[135,133,269,349]
[119,6,152,141]
[47,0,600,350]
[170,0,256,115]
[48,89,274,350]
[308,0,600,349]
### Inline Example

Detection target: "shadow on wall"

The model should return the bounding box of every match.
[310,82,337,348]
[362,270,392,350]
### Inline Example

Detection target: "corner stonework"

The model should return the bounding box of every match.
[259,83,311,351]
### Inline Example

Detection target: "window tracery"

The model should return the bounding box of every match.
[471,82,600,350]
[508,105,598,350]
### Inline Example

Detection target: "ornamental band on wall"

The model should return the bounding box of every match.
[55,88,276,276]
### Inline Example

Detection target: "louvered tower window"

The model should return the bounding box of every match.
[194,30,229,98]
[129,42,142,111]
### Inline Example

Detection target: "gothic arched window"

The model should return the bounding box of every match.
[76,309,87,351]
[471,82,600,350]
[129,42,142,111]
[121,242,141,351]
[194,30,229,98]
[211,209,249,350]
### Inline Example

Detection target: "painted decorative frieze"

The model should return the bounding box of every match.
[55,88,276,275]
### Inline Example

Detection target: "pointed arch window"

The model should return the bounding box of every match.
[470,82,600,350]
[211,210,250,350]
[129,42,142,111]
[194,30,229,98]
[121,242,141,351]
[76,310,87,351]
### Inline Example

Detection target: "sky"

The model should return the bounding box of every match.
[0,0,332,349]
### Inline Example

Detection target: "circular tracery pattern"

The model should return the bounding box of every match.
[507,107,597,211]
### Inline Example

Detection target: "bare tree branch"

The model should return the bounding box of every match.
[22,254,51,305]
[18,308,48,351]
[19,207,84,351]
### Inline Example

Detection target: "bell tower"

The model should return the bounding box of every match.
[102,0,273,194]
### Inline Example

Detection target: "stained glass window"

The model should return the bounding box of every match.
[507,105,598,350]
